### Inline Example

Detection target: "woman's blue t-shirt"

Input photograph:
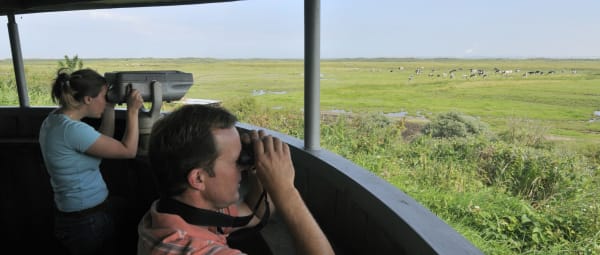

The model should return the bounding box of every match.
[39,112,107,212]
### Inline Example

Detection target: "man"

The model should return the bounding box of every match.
[137,104,334,255]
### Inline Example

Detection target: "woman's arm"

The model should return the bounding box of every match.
[98,103,115,137]
[86,90,143,159]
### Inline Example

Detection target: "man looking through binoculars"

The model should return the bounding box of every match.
[137,104,334,255]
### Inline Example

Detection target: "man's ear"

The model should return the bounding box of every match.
[187,168,206,191]
[83,95,92,105]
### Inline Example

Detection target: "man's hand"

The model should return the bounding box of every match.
[249,130,335,255]
[250,130,295,199]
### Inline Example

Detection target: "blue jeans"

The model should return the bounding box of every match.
[54,205,116,255]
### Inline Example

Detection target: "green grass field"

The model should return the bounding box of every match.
[2,58,599,254]
[5,57,598,141]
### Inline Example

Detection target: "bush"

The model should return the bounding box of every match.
[421,188,584,254]
[422,111,489,138]
[321,112,403,157]
[0,79,17,105]
[226,98,305,138]
[498,117,551,149]
[477,142,579,202]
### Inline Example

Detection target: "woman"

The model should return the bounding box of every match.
[39,68,144,255]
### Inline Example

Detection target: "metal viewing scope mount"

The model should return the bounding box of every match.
[105,70,193,156]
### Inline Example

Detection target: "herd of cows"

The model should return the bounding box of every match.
[402,66,577,81]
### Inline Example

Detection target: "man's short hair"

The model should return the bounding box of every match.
[148,104,238,197]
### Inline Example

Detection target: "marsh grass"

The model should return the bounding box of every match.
[3,58,600,141]
[2,58,599,254]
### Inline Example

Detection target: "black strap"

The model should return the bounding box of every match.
[156,189,269,230]
[227,190,270,239]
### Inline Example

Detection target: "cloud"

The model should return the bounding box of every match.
[465,48,474,54]
[84,10,181,37]
[87,10,140,23]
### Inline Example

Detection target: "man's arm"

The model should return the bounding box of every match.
[251,130,334,255]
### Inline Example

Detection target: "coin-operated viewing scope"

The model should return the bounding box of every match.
[105,70,193,156]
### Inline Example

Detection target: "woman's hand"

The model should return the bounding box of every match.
[126,89,144,114]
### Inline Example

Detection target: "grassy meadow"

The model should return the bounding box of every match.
[1,58,599,254]
[5,58,599,140]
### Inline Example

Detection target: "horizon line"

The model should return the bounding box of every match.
[3,56,600,61]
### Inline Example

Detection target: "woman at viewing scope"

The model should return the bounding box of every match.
[39,68,144,255]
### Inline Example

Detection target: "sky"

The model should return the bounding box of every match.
[1,0,600,59]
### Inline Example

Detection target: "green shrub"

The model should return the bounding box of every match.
[498,117,551,149]
[477,143,579,202]
[422,111,490,138]
[419,188,588,254]
[227,98,305,138]
[321,112,403,156]
[57,54,84,72]
[0,79,17,105]
[225,96,259,121]
[400,135,488,192]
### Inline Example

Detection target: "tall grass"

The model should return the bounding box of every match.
[231,103,599,255]
[2,58,599,254]
[4,58,600,142]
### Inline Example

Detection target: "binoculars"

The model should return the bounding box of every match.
[238,139,255,166]
[104,70,193,157]
[105,70,193,104]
